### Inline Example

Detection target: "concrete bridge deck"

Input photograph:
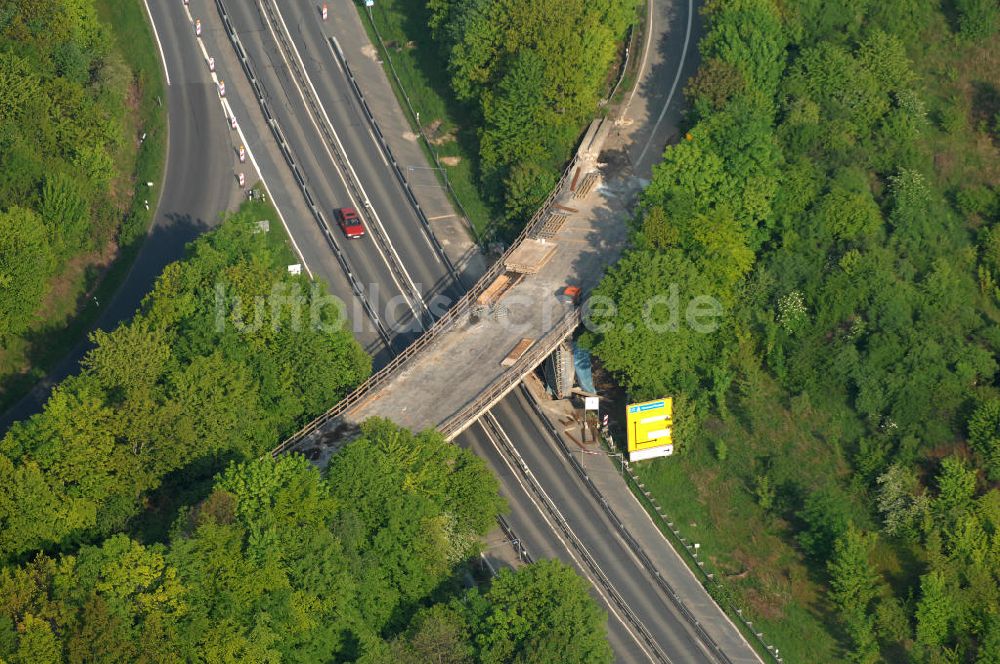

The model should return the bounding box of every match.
[276,120,641,464]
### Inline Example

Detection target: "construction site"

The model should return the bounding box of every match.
[279,119,640,465]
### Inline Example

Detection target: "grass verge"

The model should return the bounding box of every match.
[0,0,167,413]
[355,0,497,240]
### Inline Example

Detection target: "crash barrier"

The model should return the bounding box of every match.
[360,6,488,246]
[215,0,393,346]
[479,413,670,664]
[604,429,783,663]
[518,385,742,664]
[327,36,466,291]
[272,152,579,456]
[438,309,581,439]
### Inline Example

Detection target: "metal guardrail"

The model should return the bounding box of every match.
[606,435,781,663]
[479,414,670,664]
[495,514,532,565]
[361,6,489,245]
[439,309,582,439]
[272,153,580,455]
[327,36,466,292]
[214,0,392,347]
[517,384,737,664]
[258,0,429,329]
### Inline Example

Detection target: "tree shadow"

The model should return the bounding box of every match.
[127,448,245,546]
[0,212,213,435]
[971,81,1000,143]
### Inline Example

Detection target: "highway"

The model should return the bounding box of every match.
[6,0,730,661]
[260,3,727,662]
[0,0,238,433]
[214,1,725,662]
[216,0,464,354]
[461,390,718,663]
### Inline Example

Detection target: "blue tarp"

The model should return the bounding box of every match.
[573,342,596,394]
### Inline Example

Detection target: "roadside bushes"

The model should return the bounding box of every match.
[0,200,370,562]
[0,422,606,664]
[429,0,636,230]
[0,0,136,338]
[587,0,1000,659]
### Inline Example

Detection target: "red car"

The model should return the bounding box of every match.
[336,207,365,238]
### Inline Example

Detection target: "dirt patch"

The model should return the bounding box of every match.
[428,129,456,146]
[440,156,461,166]
[402,130,419,142]
[38,238,120,321]
[361,44,380,62]
[423,119,456,145]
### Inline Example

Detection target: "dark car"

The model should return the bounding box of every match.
[337,207,364,238]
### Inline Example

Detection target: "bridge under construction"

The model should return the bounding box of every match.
[273,120,638,465]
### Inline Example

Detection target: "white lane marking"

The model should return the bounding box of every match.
[180,2,314,278]
[277,4,437,311]
[272,3,436,310]
[326,37,443,267]
[142,0,171,86]
[225,99,315,280]
[258,0,422,323]
[325,40,391,168]
[624,0,655,114]
[620,465,765,661]
[477,416,663,664]
[634,0,694,168]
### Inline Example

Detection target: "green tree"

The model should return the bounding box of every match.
[915,569,955,652]
[379,604,473,664]
[968,400,1000,480]
[9,613,61,664]
[504,160,557,225]
[39,171,90,257]
[797,487,854,561]
[0,207,53,338]
[934,456,976,517]
[473,560,612,664]
[827,525,880,662]
[955,0,1000,42]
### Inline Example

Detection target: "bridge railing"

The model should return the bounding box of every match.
[440,308,581,439]
[271,156,581,456]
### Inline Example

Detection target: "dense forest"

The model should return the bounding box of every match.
[0,199,370,563]
[425,0,636,229]
[586,0,1000,660]
[0,0,164,406]
[0,421,610,663]
[0,196,612,661]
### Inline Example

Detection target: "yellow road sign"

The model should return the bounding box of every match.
[626,398,673,461]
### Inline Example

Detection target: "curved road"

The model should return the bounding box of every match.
[0,1,238,433]
[270,0,723,661]
[461,389,718,663]
[3,0,737,662]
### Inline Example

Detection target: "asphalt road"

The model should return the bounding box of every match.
[459,391,718,664]
[277,0,462,306]
[459,419,654,664]
[3,0,721,661]
[0,0,238,433]
[221,0,463,353]
[220,1,719,662]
